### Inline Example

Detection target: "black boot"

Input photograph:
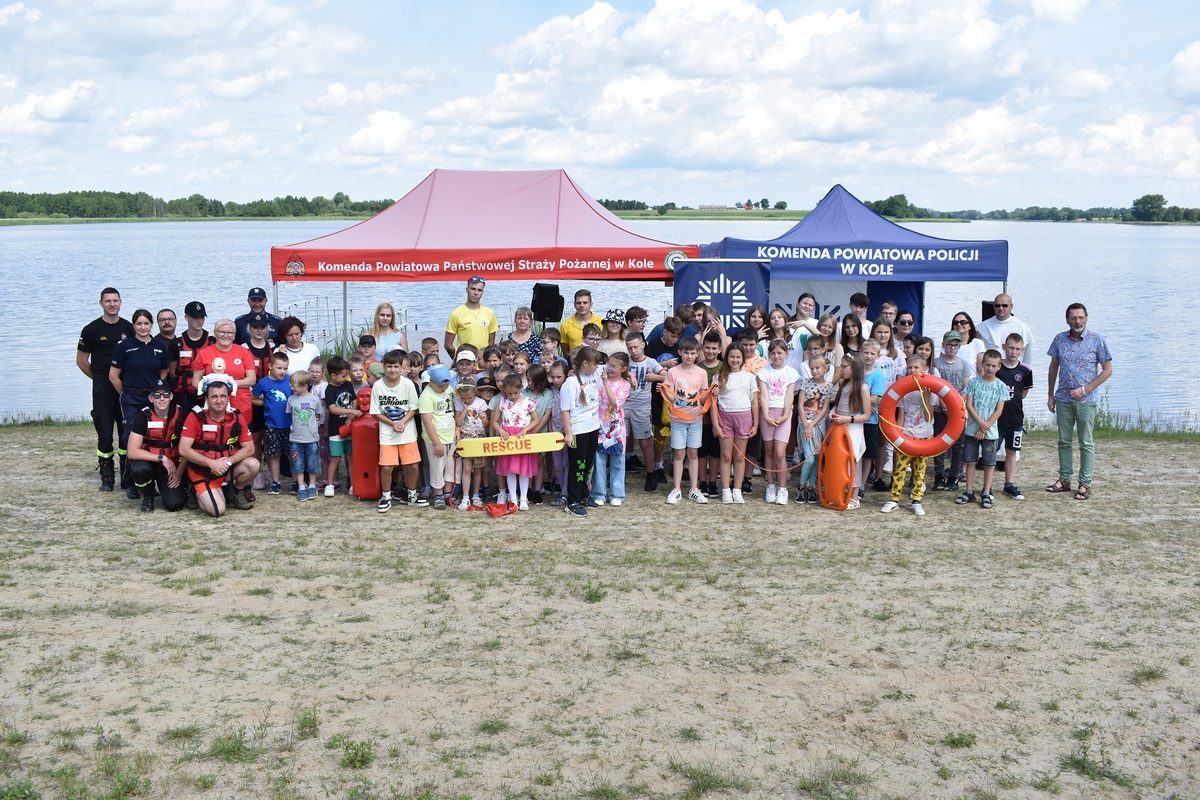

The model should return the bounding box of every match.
[119,455,131,490]
[140,487,155,513]
[98,456,115,491]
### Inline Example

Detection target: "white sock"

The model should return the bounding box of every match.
[518,474,530,500]
[507,473,519,499]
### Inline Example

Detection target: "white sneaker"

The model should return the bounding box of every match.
[731,488,745,504]
[497,491,508,504]
[752,466,762,476]
[324,485,335,497]
[721,488,733,504]
[775,488,789,505]
[911,501,925,516]
[880,500,899,513]
[518,500,529,511]
[688,488,708,504]
[592,497,606,506]
[610,498,623,507]
[458,499,471,511]
[666,488,682,504]
[765,485,777,504]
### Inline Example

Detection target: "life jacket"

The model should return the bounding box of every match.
[658,381,716,423]
[185,407,243,475]
[139,404,186,461]
[175,331,213,394]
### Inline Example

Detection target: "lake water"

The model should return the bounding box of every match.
[2,218,1193,427]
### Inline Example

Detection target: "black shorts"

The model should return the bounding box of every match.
[863,422,879,457]
[698,421,720,458]
[264,426,290,457]
[998,426,1023,452]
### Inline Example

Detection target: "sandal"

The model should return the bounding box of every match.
[1073,484,1090,500]
[1046,479,1071,493]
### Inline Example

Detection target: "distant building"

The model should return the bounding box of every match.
[699,204,735,211]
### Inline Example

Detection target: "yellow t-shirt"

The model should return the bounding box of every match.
[559,312,602,353]
[445,304,498,351]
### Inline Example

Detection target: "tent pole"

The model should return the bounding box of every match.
[272,284,279,316]
[342,282,349,350]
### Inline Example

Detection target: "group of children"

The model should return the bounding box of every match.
[244,304,1032,519]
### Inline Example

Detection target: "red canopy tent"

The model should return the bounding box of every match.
[271,169,698,284]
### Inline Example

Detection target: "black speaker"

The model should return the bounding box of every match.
[531,283,564,323]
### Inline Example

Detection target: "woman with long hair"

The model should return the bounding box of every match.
[951,311,984,376]
[370,302,408,355]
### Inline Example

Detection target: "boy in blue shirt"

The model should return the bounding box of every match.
[956,350,1007,509]
[251,352,293,494]
[997,333,1033,500]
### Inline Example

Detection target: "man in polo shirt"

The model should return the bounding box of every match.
[444,276,498,359]
[234,287,282,346]
[559,289,602,355]
[1046,303,1113,501]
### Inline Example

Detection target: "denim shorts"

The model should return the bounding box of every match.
[964,437,997,467]
[669,419,703,450]
[290,441,320,476]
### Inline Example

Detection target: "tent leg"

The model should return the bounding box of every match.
[272,284,279,317]
[343,282,349,350]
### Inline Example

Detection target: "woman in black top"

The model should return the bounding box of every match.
[110,309,168,498]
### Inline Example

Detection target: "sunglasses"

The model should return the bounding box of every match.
[469,275,486,285]
[953,320,970,326]
[897,319,914,326]
[149,391,173,399]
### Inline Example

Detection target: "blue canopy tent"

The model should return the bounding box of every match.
[694,184,1008,334]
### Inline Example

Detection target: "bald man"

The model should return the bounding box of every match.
[976,293,1035,370]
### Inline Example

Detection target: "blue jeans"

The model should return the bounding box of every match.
[1056,401,1096,486]
[592,443,626,502]
[798,422,826,486]
[290,441,320,480]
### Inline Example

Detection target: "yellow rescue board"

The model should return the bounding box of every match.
[455,432,565,458]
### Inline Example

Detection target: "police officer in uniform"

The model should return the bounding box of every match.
[234,287,282,346]
[77,287,134,491]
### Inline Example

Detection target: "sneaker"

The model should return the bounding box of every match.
[932,476,946,491]
[764,485,777,504]
[458,498,472,511]
[881,500,900,513]
[268,481,282,495]
[234,489,254,510]
[585,497,601,508]
[1003,483,1026,500]
[497,491,508,505]
[871,478,888,492]
[775,488,789,505]
[627,455,645,472]
[911,501,925,516]
[741,478,752,495]
[752,466,762,477]
[706,482,720,498]
[689,488,708,504]
[731,488,745,504]
[550,494,568,507]
[126,486,141,500]
[945,479,959,494]
[243,486,256,503]
[955,491,976,505]
[795,488,807,505]
[376,496,391,513]
[654,468,667,484]
[306,487,317,501]
[610,498,623,507]
[721,488,734,504]
[807,488,819,504]
[408,490,428,507]
[433,495,447,510]
[324,485,335,497]
[315,480,328,491]
[518,499,529,511]
[530,490,544,506]
[665,488,682,505]
[140,491,155,513]
[565,502,587,516]
[472,495,484,508]
[981,493,994,509]
[644,473,658,492]
[185,486,199,509]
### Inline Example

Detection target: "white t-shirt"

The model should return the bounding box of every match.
[370,376,420,445]
[976,316,1035,366]
[560,373,601,434]
[756,364,800,409]
[716,370,758,413]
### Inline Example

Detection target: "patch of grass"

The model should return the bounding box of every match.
[1060,742,1132,787]
[581,781,625,800]
[162,725,202,743]
[882,688,915,701]
[581,582,608,603]
[295,707,319,739]
[1131,663,1166,686]
[223,613,270,625]
[339,738,375,769]
[195,774,216,790]
[0,777,40,799]
[941,731,977,749]
[1031,772,1061,793]
[2,728,31,747]
[796,754,872,798]
[195,726,261,763]
[478,717,510,735]
[245,587,273,596]
[341,614,371,623]
[936,765,952,780]
[669,757,751,798]
[678,726,702,742]
[106,602,154,618]
[995,696,1020,711]
[189,586,213,597]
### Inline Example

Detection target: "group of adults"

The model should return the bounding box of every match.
[79,278,1113,515]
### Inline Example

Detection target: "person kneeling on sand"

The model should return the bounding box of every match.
[179,379,260,517]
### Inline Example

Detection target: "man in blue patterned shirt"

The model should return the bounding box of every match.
[1045,303,1113,500]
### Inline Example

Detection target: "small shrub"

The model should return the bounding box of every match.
[478,718,510,735]
[942,732,977,749]
[339,738,375,769]
[296,707,319,740]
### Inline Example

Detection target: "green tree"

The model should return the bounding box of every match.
[759,197,769,209]
[1131,193,1166,222]
[773,200,787,210]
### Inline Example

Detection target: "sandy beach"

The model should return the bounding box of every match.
[1,424,1197,799]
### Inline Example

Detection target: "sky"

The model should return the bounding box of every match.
[3,0,1200,212]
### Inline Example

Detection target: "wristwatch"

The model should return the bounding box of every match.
[224,459,233,468]
[157,454,163,463]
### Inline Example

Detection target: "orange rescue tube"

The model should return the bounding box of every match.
[878,374,965,458]
[817,423,856,511]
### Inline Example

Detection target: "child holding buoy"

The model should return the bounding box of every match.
[828,353,871,510]
[880,356,939,517]
[711,343,759,504]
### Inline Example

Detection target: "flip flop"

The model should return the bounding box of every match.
[1046,479,1071,493]
[1073,484,1091,500]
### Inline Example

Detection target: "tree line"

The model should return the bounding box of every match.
[0,190,393,220]
[867,192,1200,223]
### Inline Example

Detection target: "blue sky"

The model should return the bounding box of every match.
[2,0,1199,211]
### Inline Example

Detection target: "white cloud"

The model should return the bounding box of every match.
[306,74,434,114]
[0,2,41,26]
[0,73,17,92]
[1030,0,1089,24]
[345,110,414,155]
[132,163,165,176]
[108,134,155,153]
[1057,68,1113,99]
[1170,41,1200,98]
[0,80,100,135]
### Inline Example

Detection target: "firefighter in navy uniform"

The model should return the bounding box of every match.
[76,287,134,491]
[178,378,260,518]
[126,380,188,512]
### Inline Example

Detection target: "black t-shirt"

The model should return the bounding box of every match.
[111,337,169,394]
[997,363,1033,428]
[234,312,282,347]
[78,316,135,378]
[325,382,358,436]
[645,337,679,364]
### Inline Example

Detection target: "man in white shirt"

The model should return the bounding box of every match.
[977,293,1035,370]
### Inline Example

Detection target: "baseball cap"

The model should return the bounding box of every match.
[184,301,206,318]
[148,378,172,393]
[247,287,267,300]
[359,334,376,346]
[247,311,269,327]
[455,350,477,363]
[428,365,452,385]
[475,375,498,394]
[943,330,963,343]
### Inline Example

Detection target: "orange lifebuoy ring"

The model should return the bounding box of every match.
[878,374,965,458]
